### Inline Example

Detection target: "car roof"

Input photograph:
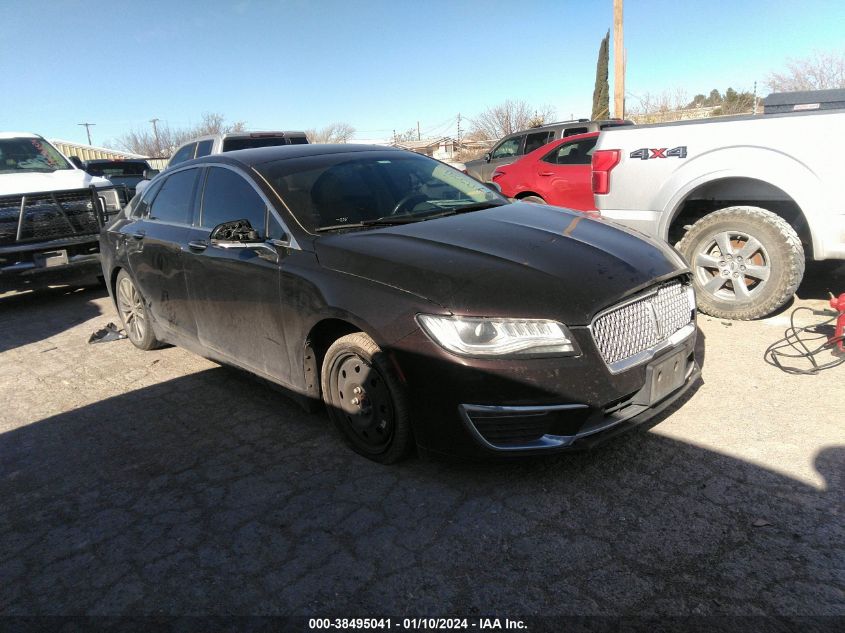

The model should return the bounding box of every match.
[84,158,150,164]
[0,132,41,139]
[178,143,404,168]
[177,130,308,144]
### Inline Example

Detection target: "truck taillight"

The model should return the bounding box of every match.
[591,149,620,195]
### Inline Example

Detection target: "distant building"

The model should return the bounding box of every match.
[391,137,459,161]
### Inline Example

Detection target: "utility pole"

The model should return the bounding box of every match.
[613,0,625,119]
[78,122,95,145]
[149,118,161,156]
[456,113,462,144]
[753,81,758,115]
[417,121,421,141]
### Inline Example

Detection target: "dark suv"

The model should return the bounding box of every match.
[465,118,632,183]
[82,159,151,197]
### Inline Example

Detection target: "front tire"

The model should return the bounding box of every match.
[115,269,161,350]
[320,332,413,464]
[677,206,805,320]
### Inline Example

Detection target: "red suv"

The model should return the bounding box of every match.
[491,132,599,211]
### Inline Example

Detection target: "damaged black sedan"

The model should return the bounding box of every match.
[100,144,699,463]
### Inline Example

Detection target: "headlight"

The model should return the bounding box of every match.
[417,315,580,357]
[97,188,122,214]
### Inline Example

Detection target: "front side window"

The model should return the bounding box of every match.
[0,138,72,174]
[257,152,506,233]
[169,143,197,167]
[490,137,523,160]
[148,169,198,224]
[542,137,598,166]
[201,167,267,236]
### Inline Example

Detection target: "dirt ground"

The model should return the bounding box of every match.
[0,263,842,616]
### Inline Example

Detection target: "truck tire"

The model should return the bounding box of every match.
[676,206,804,320]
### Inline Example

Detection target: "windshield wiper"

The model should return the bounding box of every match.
[314,202,507,232]
[316,214,435,232]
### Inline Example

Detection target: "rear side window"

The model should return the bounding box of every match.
[201,167,267,235]
[288,136,309,145]
[524,131,554,154]
[149,169,198,224]
[195,140,213,158]
[542,137,598,165]
[222,137,289,152]
[562,127,589,138]
[169,143,196,167]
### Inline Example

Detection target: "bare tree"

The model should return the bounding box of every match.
[470,100,556,140]
[767,49,845,92]
[392,128,419,143]
[305,122,356,144]
[110,113,247,157]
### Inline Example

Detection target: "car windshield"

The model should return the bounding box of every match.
[256,151,506,233]
[85,162,147,177]
[0,138,71,174]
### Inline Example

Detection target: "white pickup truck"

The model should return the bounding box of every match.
[0,133,124,291]
[593,89,845,319]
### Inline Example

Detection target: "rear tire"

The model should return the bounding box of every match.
[321,332,413,464]
[676,206,804,320]
[521,195,546,204]
[115,269,161,350]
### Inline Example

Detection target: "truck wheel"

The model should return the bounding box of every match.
[677,206,805,320]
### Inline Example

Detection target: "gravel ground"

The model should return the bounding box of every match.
[0,264,842,617]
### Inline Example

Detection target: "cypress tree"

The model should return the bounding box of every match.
[591,30,610,120]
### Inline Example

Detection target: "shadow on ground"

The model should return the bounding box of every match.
[0,360,840,616]
[0,285,108,353]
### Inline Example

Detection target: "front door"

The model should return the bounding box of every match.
[182,166,292,382]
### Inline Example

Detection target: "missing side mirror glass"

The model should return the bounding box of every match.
[210,219,261,242]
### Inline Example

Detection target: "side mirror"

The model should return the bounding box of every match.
[484,152,491,163]
[143,168,159,180]
[69,156,84,169]
[210,219,261,243]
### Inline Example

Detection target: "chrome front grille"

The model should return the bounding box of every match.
[592,280,694,368]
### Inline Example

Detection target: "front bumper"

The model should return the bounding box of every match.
[0,236,101,291]
[391,323,698,458]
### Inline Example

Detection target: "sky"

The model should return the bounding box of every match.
[2,0,843,148]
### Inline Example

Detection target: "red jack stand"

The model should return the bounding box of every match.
[830,292,845,353]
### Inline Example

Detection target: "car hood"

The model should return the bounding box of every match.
[0,170,112,196]
[314,203,689,325]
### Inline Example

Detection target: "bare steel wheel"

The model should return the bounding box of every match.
[677,206,804,320]
[321,332,412,463]
[115,269,160,350]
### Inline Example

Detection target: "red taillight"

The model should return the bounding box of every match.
[591,149,620,195]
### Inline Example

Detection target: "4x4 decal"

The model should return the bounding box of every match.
[630,146,687,160]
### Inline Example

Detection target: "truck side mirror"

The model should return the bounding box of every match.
[143,169,159,180]
[69,156,84,169]
[484,152,491,163]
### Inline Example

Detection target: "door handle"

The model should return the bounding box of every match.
[131,231,145,240]
[187,240,208,251]
[538,172,554,176]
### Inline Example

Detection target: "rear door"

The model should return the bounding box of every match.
[535,136,598,210]
[124,167,200,339]
[182,165,293,381]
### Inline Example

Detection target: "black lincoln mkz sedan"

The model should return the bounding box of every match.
[100,144,699,463]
